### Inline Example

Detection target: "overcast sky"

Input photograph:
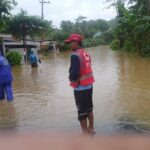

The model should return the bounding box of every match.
[12,0,116,27]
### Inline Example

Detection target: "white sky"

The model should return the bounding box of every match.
[12,0,116,27]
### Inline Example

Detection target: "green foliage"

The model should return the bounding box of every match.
[108,18,118,30]
[101,30,114,44]
[123,40,136,53]
[0,0,17,32]
[110,39,120,50]
[107,0,150,56]
[141,46,150,57]
[60,44,70,51]
[58,17,110,39]
[7,10,53,39]
[52,29,69,42]
[84,38,106,48]
[53,16,112,48]
[97,19,109,32]
[60,21,74,33]
[6,51,22,65]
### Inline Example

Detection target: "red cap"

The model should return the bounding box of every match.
[65,34,84,43]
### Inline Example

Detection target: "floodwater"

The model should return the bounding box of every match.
[0,46,150,134]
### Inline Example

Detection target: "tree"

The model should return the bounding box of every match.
[52,28,69,42]
[7,10,53,39]
[75,16,87,22]
[96,19,109,32]
[108,0,150,56]
[53,16,111,45]
[130,0,150,54]
[0,0,17,32]
[74,16,87,36]
[60,21,74,33]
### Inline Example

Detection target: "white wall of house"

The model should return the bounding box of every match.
[0,34,12,55]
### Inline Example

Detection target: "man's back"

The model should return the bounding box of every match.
[29,54,37,64]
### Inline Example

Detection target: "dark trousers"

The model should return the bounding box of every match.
[31,63,38,68]
[74,88,93,121]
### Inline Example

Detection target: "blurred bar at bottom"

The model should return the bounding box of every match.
[0,133,150,150]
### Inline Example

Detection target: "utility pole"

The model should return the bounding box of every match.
[40,0,50,20]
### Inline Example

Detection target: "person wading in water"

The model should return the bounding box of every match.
[65,34,96,135]
[0,51,14,102]
[29,51,38,68]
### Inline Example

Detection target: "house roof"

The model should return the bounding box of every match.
[4,41,37,48]
[5,45,37,48]
[0,34,12,38]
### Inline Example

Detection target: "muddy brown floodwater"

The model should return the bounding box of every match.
[0,46,150,134]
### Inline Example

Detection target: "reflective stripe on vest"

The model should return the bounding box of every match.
[80,73,93,81]
[70,49,95,88]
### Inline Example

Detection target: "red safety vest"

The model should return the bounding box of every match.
[70,49,95,88]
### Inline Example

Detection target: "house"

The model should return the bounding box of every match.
[0,34,12,55]
[39,40,58,52]
[0,35,39,64]
[0,34,58,64]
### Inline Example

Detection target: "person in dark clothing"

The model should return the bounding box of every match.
[65,34,96,135]
[69,55,80,81]
[0,52,13,102]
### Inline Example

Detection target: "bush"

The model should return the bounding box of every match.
[123,40,136,53]
[60,44,70,51]
[110,39,120,50]
[98,38,106,45]
[102,31,114,44]
[84,38,106,48]
[6,51,22,66]
[141,45,150,57]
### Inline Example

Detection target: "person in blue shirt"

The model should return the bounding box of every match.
[0,51,14,102]
[29,51,38,68]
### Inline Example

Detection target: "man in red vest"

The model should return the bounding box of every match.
[65,34,96,135]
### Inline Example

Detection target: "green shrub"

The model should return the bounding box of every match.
[84,39,90,47]
[123,40,136,53]
[84,38,106,48]
[98,38,106,45]
[60,44,70,51]
[102,31,114,44]
[141,45,150,57]
[6,51,22,66]
[110,39,120,50]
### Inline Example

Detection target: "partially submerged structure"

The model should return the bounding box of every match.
[0,34,12,55]
[0,34,57,64]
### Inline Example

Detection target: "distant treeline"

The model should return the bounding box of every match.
[0,0,149,56]
[0,0,116,51]
[52,16,116,49]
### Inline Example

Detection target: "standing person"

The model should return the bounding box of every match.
[65,34,96,135]
[0,51,14,102]
[29,51,38,68]
[23,49,27,63]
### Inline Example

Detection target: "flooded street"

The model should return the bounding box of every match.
[0,46,150,133]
